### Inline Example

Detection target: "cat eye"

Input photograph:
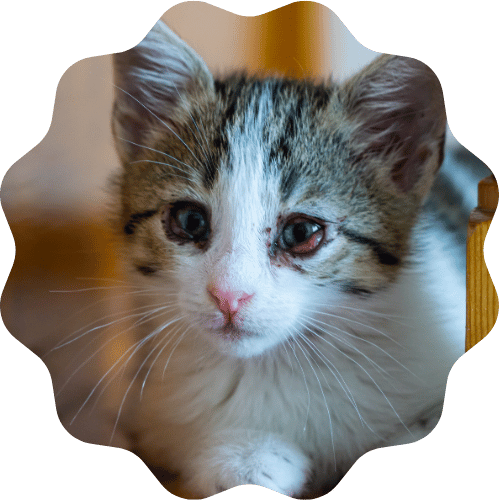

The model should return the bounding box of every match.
[279,216,325,255]
[165,202,210,243]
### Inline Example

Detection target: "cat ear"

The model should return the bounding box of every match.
[342,55,446,196]
[112,20,214,164]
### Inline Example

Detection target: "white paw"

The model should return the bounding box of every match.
[185,433,311,497]
[238,442,310,496]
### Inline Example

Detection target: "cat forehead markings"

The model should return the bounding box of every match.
[212,84,280,242]
[206,77,338,199]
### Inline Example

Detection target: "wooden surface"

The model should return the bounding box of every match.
[466,175,499,350]
[245,2,332,79]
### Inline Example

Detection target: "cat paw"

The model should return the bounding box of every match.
[239,444,310,496]
[185,434,311,497]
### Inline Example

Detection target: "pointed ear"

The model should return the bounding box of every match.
[342,55,446,196]
[112,20,214,164]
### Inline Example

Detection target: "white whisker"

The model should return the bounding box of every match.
[70,315,185,427]
[302,307,403,346]
[298,322,412,436]
[314,303,409,321]
[162,327,190,379]
[109,321,186,444]
[140,323,186,400]
[116,138,196,175]
[302,315,420,380]
[111,81,206,170]
[296,326,377,435]
[293,336,336,469]
[286,339,310,433]
[50,303,177,352]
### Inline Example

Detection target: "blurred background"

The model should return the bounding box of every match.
[1,2,380,216]
[0,1,490,495]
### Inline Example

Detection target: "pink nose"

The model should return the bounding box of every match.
[207,285,254,320]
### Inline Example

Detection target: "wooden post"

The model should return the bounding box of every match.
[244,2,332,79]
[466,175,498,350]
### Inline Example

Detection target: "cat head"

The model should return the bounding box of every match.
[111,20,446,358]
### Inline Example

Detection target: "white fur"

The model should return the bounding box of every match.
[127,85,465,496]
[183,431,311,496]
[132,251,464,494]
[120,23,465,497]
[172,85,314,358]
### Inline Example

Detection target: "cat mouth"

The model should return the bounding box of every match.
[204,318,253,341]
[215,322,247,339]
[228,321,249,334]
[199,312,257,342]
[202,312,246,335]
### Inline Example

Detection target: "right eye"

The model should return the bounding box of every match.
[165,202,210,243]
[279,216,325,255]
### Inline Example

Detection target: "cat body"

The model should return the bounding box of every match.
[111,20,464,497]
[129,266,462,496]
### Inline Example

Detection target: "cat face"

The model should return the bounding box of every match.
[111,21,446,357]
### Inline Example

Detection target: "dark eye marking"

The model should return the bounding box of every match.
[163,201,210,245]
[135,265,159,276]
[340,227,400,266]
[341,282,374,296]
[124,209,159,235]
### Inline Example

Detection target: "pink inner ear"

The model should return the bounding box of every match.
[344,55,446,194]
[391,146,432,193]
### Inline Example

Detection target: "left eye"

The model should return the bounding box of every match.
[166,202,210,243]
[280,218,324,255]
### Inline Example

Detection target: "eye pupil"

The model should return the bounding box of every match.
[185,211,203,232]
[178,209,206,237]
[293,222,309,243]
[283,221,316,247]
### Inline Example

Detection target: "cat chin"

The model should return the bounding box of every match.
[203,325,286,359]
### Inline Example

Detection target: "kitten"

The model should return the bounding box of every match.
[110,20,465,498]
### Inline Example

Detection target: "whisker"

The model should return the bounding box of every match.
[50,285,147,293]
[303,315,420,380]
[296,326,377,435]
[91,315,184,416]
[88,330,164,417]
[111,81,206,170]
[298,323,412,436]
[109,320,186,444]
[297,327,359,407]
[302,307,403,346]
[55,306,178,396]
[49,303,177,352]
[293,336,336,469]
[70,315,185,427]
[127,159,193,181]
[115,138,196,174]
[286,339,310,433]
[281,339,295,374]
[313,303,410,322]
[301,317,393,378]
[170,79,213,167]
[140,323,185,400]
[161,327,190,379]
[46,286,177,342]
